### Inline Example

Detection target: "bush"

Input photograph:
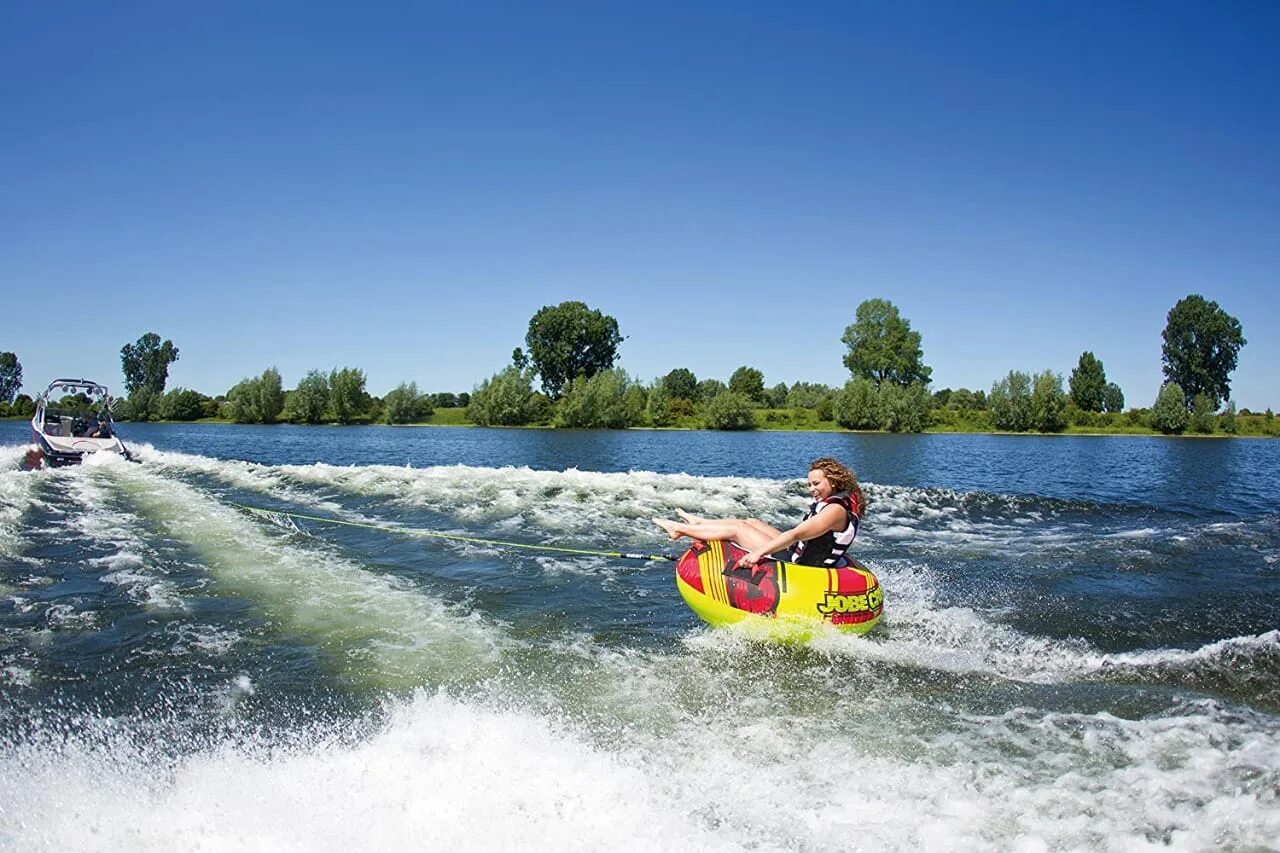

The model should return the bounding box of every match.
[1150,383,1189,434]
[468,367,541,426]
[834,378,878,430]
[384,382,433,424]
[555,369,640,428]
[704,391,756,430]
[1029,371,1068,433]
[877,382,931,433]
[990,372,1032,431]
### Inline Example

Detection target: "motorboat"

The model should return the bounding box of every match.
[28,378,132,467]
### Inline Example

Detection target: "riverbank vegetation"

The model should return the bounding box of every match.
[1,294,1271,437]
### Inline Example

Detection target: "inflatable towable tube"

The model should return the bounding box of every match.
[676,539,882,636]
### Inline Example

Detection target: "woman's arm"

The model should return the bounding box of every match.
[736,504,846,568]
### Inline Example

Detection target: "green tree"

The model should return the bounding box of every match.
[226,378,264,423]
[468,366,541,426]
[990,371,1032,431]
[662,368,698,402]
[384,382,432,424]
[1103,383,1125,413]
[841,298,932,387]
[834,378,879,430]
[0,352,21,403]
[159,388,207,421]
[1161,295,1246,410]
[765,382,789,408]
[728,366,766,404]
[524,301,623,398]
[287,370,331,424]
[1150,383,1189,434]
[1220,400,1238,435]
[704,391,756,430]
[555,369,639,428]
[697,378,726,400]
[646,380,675,427]
[120,332,180,395]
[258,368,284,423]
[786,382,834,410]
[877,382,931,433]
[329,367,367,424]
[10,393,35,418]
[1030,370,1068,432]
[1068,352,1107,412]
[227,368,286,424]
[1189,393,1217,434]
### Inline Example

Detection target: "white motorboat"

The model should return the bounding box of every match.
[28,378,132,467]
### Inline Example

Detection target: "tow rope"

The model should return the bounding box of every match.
[228,500,677,562]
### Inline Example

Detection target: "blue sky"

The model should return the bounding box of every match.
[3,1,1277,410]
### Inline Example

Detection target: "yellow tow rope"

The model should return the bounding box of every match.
[228,500,677,562]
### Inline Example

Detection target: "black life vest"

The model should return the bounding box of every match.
[790,491,861,567]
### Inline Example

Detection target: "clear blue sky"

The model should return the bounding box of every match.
[3,1,1277,410]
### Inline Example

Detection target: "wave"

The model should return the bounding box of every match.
[1,686,1277,853]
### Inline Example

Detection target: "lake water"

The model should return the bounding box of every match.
[1,421,1278,851]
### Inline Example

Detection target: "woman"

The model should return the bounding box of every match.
[653,457,865,569]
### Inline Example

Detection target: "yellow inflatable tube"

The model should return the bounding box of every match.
[676,539,882,638]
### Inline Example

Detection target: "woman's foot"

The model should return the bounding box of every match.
[652,517,683,540]
[676,508,707,524]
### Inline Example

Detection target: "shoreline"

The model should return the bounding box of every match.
[7,415,1270,439]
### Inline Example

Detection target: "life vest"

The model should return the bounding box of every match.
[790,491,861,567]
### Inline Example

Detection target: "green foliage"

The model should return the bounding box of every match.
[815,396,834,422]
[1103,383,1125,413]
[704,391,756,430]
[645,379,675,427]
[287,370,331,424]
[1220,400,1238,435]
[432,392,458,408]
[990,371,1032,431]
[1069,352,1107,412]
[1150,383,1189,434]
[159,387,207,421]
[468,366,542,426]
[258,368,284,423]
[785,382,834,409]
[227,368,285,424]
[841,298,932,387]
[1030,371,1068,432]
[0,352,21,403]
[120,332,180,395]
[662,368,698,402]
[728,366,766,404]
[697,378,726,400]
[9,394,35,418]
[834,378,879,430]
[383,382,433,424]
[764,383,789,408]
[1161,294,1246,410]
[329,367,368,424]
[120,388,159,422]
[1189,393,1217,434]
[877,382,931,433]
[555,369,640,428]
[525,301,623,398]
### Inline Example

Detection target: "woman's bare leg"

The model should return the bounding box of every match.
[652,516,782,551]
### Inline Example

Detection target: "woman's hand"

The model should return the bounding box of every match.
[737,550,763,569]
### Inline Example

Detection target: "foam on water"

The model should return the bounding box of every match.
[4,451,1277,850]
[109,463,510,691]
[1,688,1276,852]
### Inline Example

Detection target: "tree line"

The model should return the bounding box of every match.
[1,293,1270,436]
